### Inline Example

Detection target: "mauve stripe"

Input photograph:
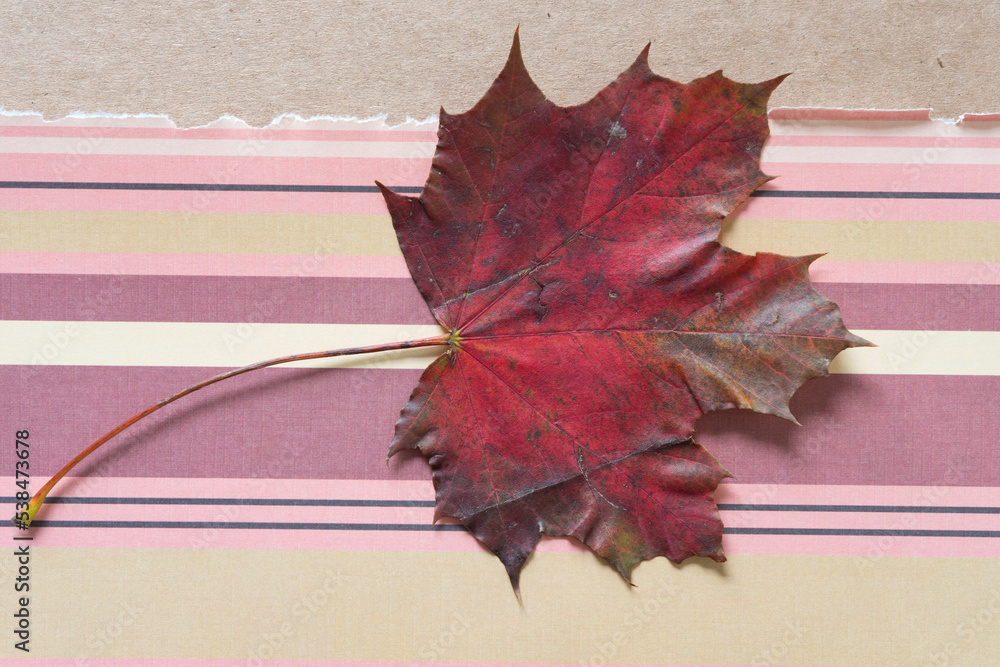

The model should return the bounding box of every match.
[0,274,435,325]
[6,367,998,487]
[815,282,1000,331]
[3,255,997,286]
[3,275,997,331]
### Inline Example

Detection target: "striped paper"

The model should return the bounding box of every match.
[1,110,998,665]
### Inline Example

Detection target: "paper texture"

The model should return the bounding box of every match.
[1,110,998,664]
[2,2,999,125]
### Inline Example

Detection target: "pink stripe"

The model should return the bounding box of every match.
[6,153,1000,192]
[0,124,439,142]
[769,109,933,122]
[7,187,1000,220]
[20,525,997,558]
[0,251,412,278]
[4,161,998,218]
[12,477,997,507]
[0,154,431,186]
[716,483,1000,506]
[962,113,1000,122]
[739,195,1000,223]
[39,503,440,524]
[768,134,1000,148]
[18,479,996,556]
[0,189,391,214]
[34,497,1000,532]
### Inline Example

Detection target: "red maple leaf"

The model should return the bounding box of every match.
[377,32,869,594]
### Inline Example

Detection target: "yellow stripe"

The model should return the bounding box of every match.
[721,218,1000,263]
[0,210,403,256]
[9,549,998,662]
[4,210,999,263]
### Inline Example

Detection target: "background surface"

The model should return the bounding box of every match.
[1,2,999,666]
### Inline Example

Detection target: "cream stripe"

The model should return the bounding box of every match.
[5,549,996,663]
[2,322,995,375]
[830,330,1000,376]
[0,136,435,157]
[4,210,999,263]
[2,321,446,369]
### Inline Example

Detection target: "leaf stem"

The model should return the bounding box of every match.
[12,334,450,529]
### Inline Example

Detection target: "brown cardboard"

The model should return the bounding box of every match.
[1,1,997,126]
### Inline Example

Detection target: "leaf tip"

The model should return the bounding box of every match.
[847,332,877,349]
[376,180,418,216]
[508,26,524,67]
[760,72,791,96]
[506,565,524,603]
[635,42,651,67]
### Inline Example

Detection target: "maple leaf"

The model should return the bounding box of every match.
[377,31,870,594]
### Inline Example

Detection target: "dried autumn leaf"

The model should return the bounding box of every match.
[378,32,869,594]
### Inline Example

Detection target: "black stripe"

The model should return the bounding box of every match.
[1,181,998,199]
[724,528,1000,537]
[20,521,999,537]
[30,520,464,531]
[33,497,436,508]
[751,190,1000,200]
[5,497,995,513]
[717,503,1000,514]
[0,181,423,194]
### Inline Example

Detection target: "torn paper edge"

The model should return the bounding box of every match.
[0,109,439,132]
[2,107,998,131]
